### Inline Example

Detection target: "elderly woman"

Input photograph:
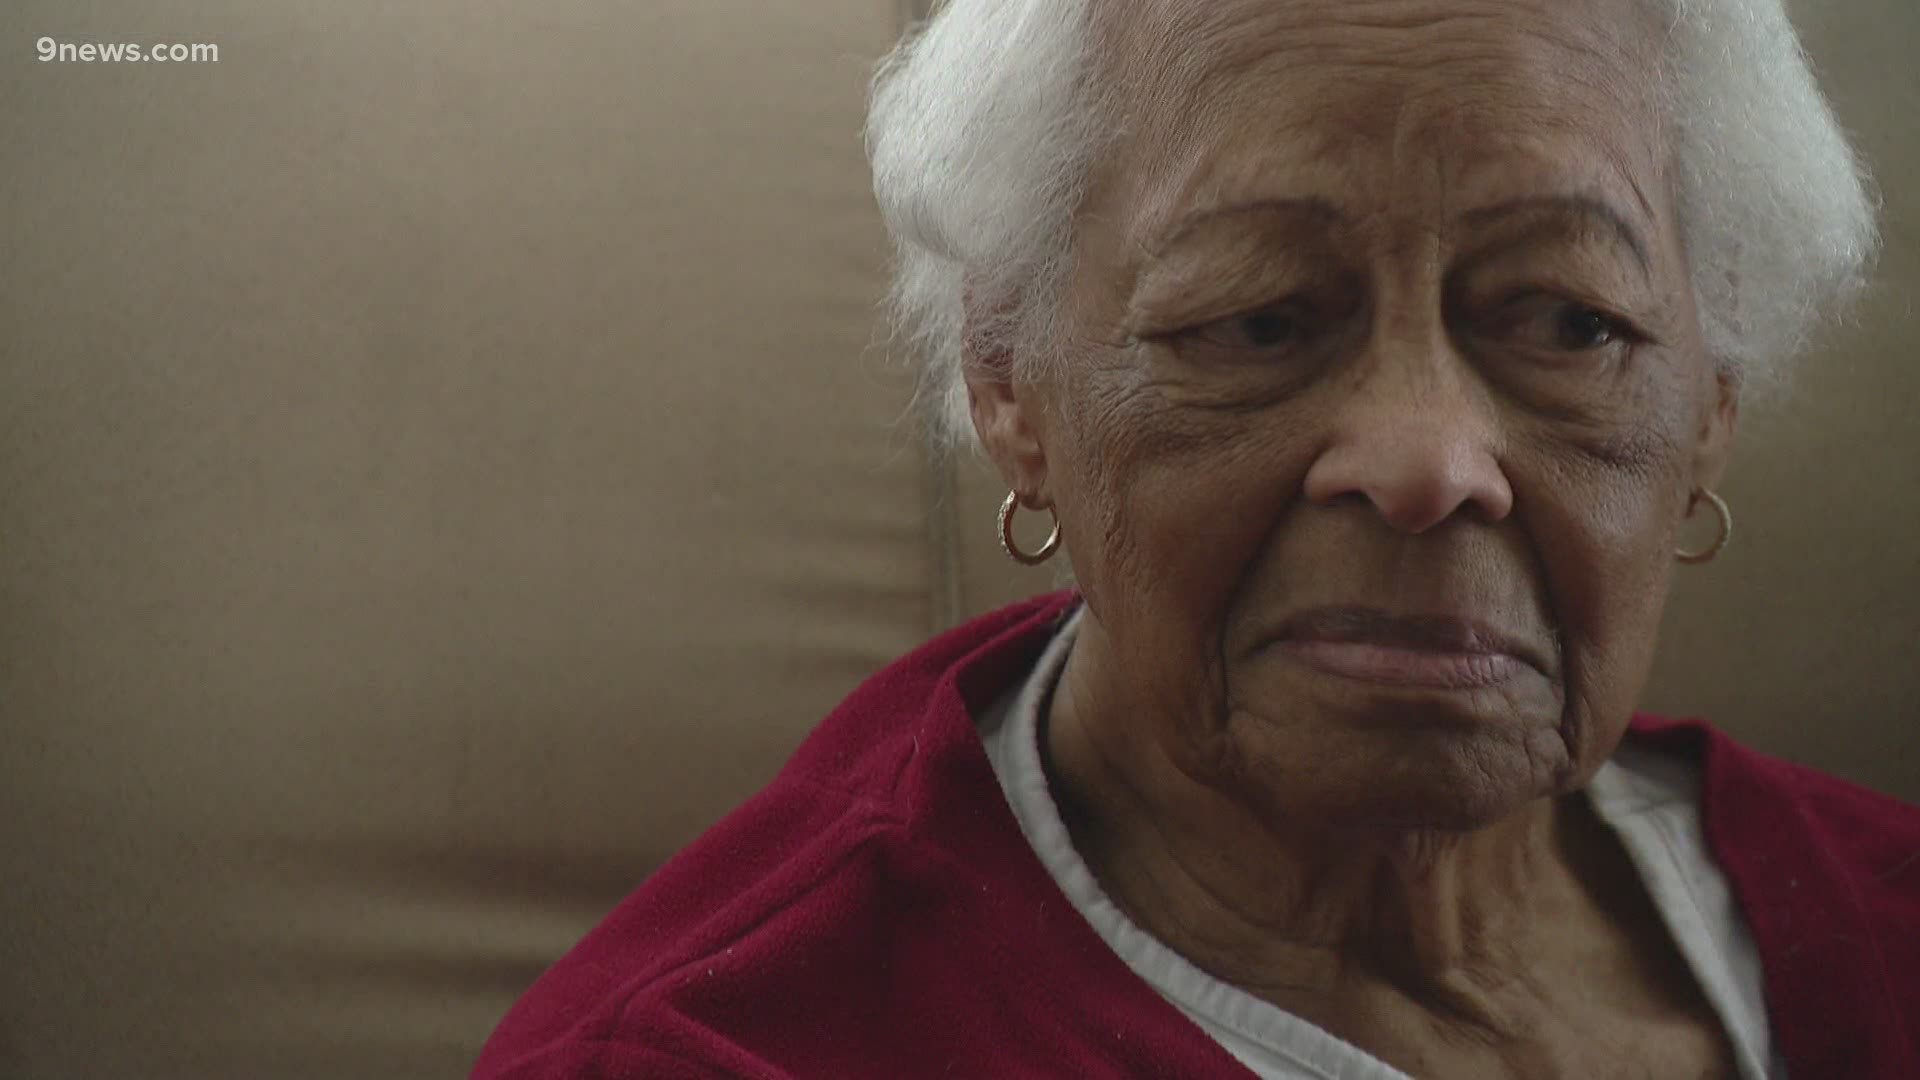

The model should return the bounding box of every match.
[476,0,1917,1076]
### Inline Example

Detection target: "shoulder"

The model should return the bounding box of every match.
[471,757,919,1077]
[1628,714,1920,1073]
[473,592,1087,1078]
[1628,713,1920,870]
[781,589,1082,780]
[1629,714,1920,958]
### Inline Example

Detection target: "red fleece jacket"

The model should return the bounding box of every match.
[475,592,1920,1078]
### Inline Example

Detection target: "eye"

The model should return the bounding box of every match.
[1554,306,1621,350]
[1185,302,1315,351]
[1492,296,1641,355]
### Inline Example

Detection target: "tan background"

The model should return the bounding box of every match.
[0,1,1912,1077]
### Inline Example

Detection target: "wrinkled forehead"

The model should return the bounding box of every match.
[1085,0,1675,245]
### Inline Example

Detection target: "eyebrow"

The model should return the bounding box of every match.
[1146,196,1345,256]
[1146,192,1651,272]
[1460,194,1652,274]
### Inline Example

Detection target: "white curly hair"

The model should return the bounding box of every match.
[866,0,1881,447]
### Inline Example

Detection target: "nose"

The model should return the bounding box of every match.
[1302,349,1514,533]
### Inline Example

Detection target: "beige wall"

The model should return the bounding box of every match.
[0,1,1912,1078]
[2,2,919,1077]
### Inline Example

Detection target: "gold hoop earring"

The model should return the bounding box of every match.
[1677,488,1732,565]
[999,491,1061,566]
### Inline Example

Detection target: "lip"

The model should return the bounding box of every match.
[1270,606,1548,690]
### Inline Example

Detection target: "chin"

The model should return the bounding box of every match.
[1221,707,1575,832]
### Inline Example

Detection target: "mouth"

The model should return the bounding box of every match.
[1270,606,1549,691]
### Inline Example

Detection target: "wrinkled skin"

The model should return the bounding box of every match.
[966,0,1743,1075]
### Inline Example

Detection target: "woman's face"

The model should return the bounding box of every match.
[971,0,1738,829]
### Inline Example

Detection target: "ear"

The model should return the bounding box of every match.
[961,326,1052,508]
[1691,363,1741,493]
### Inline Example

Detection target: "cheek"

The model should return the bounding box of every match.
[1053,360,1317,722]
[1519,424,1691,761]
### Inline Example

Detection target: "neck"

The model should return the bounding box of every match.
[1042,630,1598,1034]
